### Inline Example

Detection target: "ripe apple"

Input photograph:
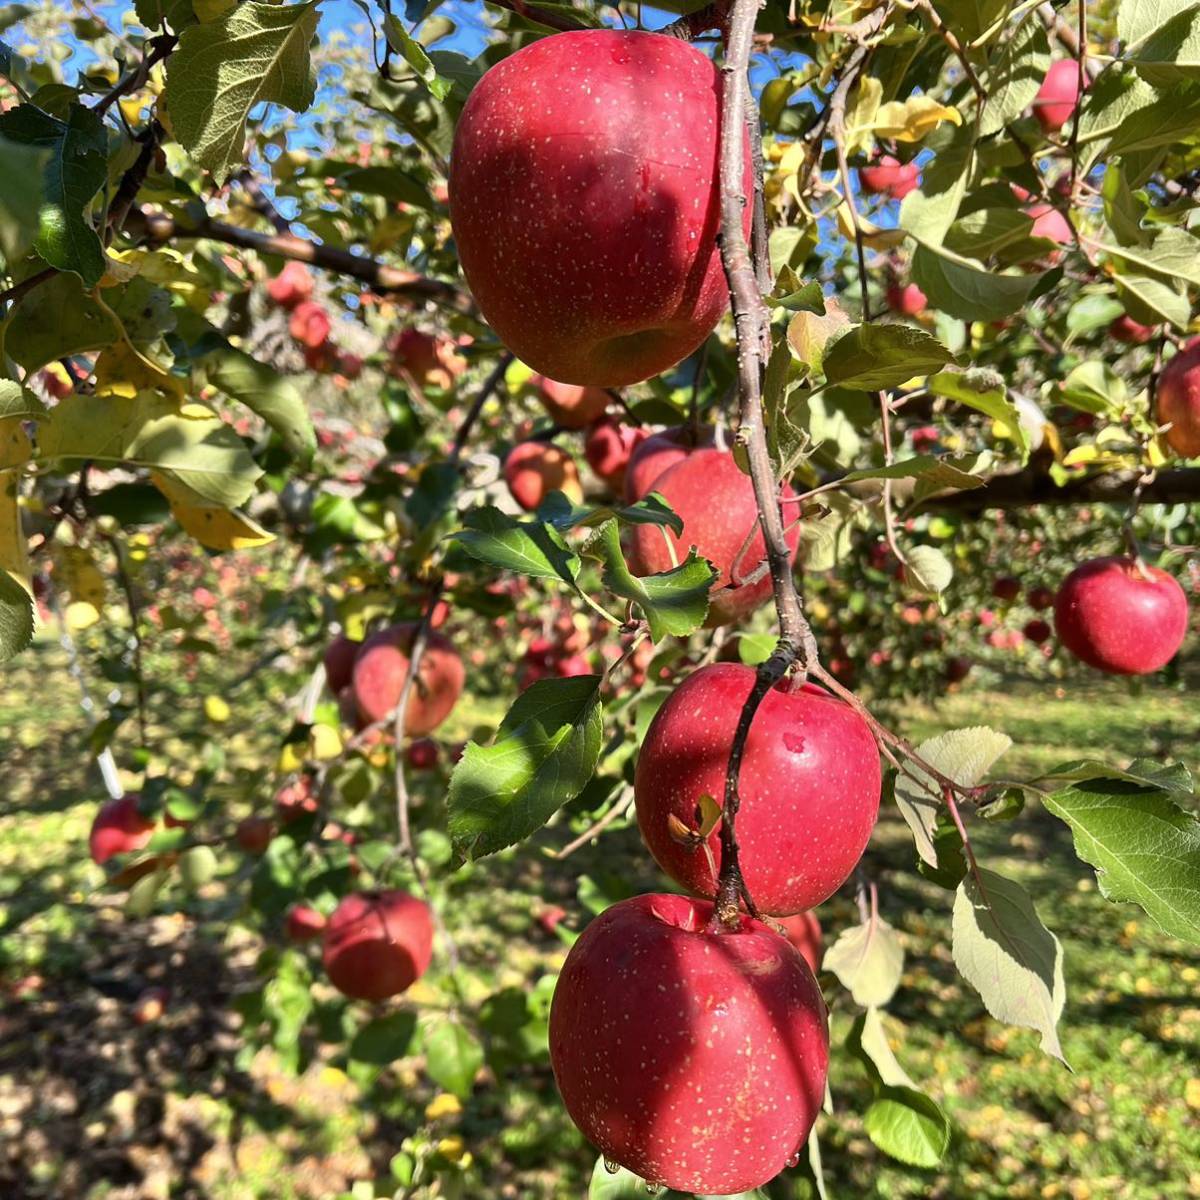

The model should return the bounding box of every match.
[536,904,567,935]
[289,300,331,349]
[322,889,434,1000]
[945,655,972,683]
[352,622,465,731]
[626,447,801,626]
[778,910,823,975]
[235,815,274,855]
[285,904,327,942]
[584,418,649,491]
[449,29,751,387]
[634,664,881,915]
[503,441,584,510]
[39,364,74,399]
[387,328,467,389]
[1023,618,1052,645]
[992,575,1021,602]
[406,737,440,771]
[910,425,939,453]
[622,424,713,504]
[324,632,362,694]
[549,893,828,1194]
[1032,59,1082,133]
[1025,202,1072,260]
[89,796,155,865]
[132,985,170,1025]
[885,283,927,316]
[859,154,919,199]
[266,261,314,309]
[1155,337,1200,457]
[1054,556,1188,675]
[1110,314,1156,346]
[534,377,610,429]
[275,776,318,824]
[1027,585,1054,612]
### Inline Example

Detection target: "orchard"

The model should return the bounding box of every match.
[1,0,1199,1198]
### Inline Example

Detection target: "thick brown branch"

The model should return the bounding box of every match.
[659,2,727,40]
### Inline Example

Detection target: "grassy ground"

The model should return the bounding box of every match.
[1,632,1198,1200]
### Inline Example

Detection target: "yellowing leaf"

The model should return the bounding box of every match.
[64,599,101,630]
[835,202,908,249]
[93,342,186,402]
[277,742,304,773]
[425,1093,463,1120]
[845,75,883,155]
[0,472,31,595]
[872,97,963,142]
[1185,1079,1200,1110]
[311,724,342,760]
[164,493,275,551]
[205,695,231,723]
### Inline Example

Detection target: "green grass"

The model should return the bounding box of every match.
[1,638,1198,1199]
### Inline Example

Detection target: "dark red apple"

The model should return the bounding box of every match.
[1032,59,1082,133]
[945,655,972,683]
[1054,557,1188,675]
[622,424,712,504]
[1027,585,1054,612]
[406,737,440,771]
[534,377,609,429]
[1022,618,1052,645]
[322,889,434,1001]
[275,776,318,824]
[778,910,823,975]
[992,575,1021,602]
[324,632,362,694]
[1110,315,1156,346]
[584,418,649,491]
[634,664,881,915]
[449,30,751,387]
[626,447,801,626]
[235,815,273,855]
[352,623,465,732]
[859,154,919,199]
[89,796,155,866]
[503,441,583,510]
[886,282,927,316]
[285,904,327,942]
[549,893,828,1194]
[267,261,314,309]
[1156,337,1200,457]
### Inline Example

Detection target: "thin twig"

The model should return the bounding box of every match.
[555,787,634,859]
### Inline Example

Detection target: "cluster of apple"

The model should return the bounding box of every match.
[265,262,363,380]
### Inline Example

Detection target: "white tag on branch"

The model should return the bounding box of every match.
[824,916,905,1008]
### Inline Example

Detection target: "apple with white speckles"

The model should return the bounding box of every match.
[622,424,713,504]
[626,447,801,626]
[634,663,881,915]
[550,892,828,1194]
[449,30,751,387]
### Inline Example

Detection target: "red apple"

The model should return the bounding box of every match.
[1026,203,1072,258]
[1054,556,1188,675]
[1156,337,1200,457]
[285,904,327,942]
[266,261,314,309]
[406,737,440,771]
[1027,585,1054,612]
[89,796,155,866]
[626,447,801,626]
[886,282,927,316]
[945,655,972,683]
[324,632,362,694]
[778,910,823,975]
[335,351,364,380]
[992,575,1021,602]
[536,904,567,935]
[534,377,610,429]
[387,328,466,389]
[322,889,434,1001]
[583,418,649,490]
[351,623,465,732]
[235,815,273,855]
[1023,618,1052,645]
[289,300,331,348]
[449,29,751,387]
[132,985,170,1025]
[555,653,592,678]
[549,893,828,1194]
[275,776,318,824]
[910,425,939,453]
[39,365,74,399]
[623,424,712,504]
[503,441,583,510]
[1110,315,1156,346]
[634,664,881,915]
[1032,58,1082,133]
[859,154,919,199]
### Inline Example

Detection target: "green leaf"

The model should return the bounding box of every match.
[898,118,977,244]
[37,393,261,508]
[452,506,580,586]
[447,674,603,861]
[1058,361,1128,415]
[864,1086,951,1168]
[840,455,983,494]
[1112,268,1190,329]
[1065,293,1127,337]
[1119,0,1194,47]
[165,1,320,181]
[1078,70,1200,162]
[5,271,120,370]
[0,378,45,421]
[903,544,953,597]
[422,1019,484,1099]
[911,241,1048,322]
[952,867,1067,1063]
[332,163,435,210]
[1043,775,1200,946]
[0,102,108,285]
[0,567,33,663]
[848,1007,915,1089]
[927,369,1028,457]
[135,0,197,31]
[350,1011,418,1065]
[1096,224,1200,290]
[824,915,905,1008]
[737,632,776,667]
[894,727,1011,869]
[537,489,684,537]
[1044,757,1193,795]
[1127,4,1200,84]
[125,864,169,917]
[383,15,452,101]
[979,20,1049,137]
[823,324,957,391]
[772,276,826,313]
[585,520,715,642]
[0,135,48,266]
